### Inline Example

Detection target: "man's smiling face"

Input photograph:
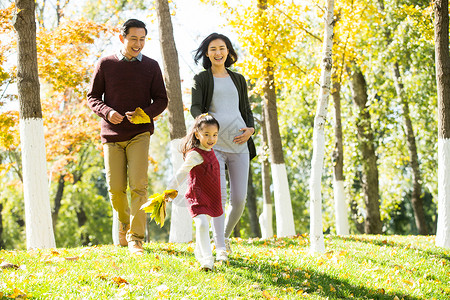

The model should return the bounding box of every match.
[120,27,146,59]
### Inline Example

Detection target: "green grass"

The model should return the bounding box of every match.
[1,234,449,299]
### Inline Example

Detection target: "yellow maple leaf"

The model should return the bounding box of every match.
[140,190,177,227]
[130,107,150,124]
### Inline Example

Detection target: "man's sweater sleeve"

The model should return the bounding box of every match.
[87,60,112,120]
[144,62,168,119]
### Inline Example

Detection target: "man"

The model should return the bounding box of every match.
[87,19,168,255]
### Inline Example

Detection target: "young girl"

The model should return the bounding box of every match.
[167,114,222,271]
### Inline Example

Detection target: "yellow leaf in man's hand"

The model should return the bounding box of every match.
[130,107,150,124]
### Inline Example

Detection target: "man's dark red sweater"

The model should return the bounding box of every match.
[87,54,168,143]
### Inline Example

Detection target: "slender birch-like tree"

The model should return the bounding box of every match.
[434,0,450,248]
[331,80,349,236]
[13,0,55,249]
[258,0,295,238]
[309,0,335,253]
[258,112,274,239]
[155,0,191,243]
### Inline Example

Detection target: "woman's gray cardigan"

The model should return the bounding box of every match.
[191,68,256,160]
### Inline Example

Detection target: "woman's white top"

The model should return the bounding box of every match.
[209,76,249,154]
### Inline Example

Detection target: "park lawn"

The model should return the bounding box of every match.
[0,234,449,299]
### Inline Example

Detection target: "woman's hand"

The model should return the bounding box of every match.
[233,127,255,145]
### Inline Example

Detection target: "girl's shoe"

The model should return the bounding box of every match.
[201,262,214,271]
[216,250,228,262]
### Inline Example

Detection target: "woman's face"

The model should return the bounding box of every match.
[206,39,229,68]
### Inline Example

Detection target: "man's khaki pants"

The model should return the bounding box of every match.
[103,132,150,242]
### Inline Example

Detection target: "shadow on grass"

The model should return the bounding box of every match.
[223,255,422,300]
[145,242,422,300]
[333,235,450,262]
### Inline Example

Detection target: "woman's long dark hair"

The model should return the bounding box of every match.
[193,33,238,69]
[181,114,220,158]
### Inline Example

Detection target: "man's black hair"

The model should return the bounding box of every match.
[120,19,147,36]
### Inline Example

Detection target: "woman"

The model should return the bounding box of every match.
[191,33,256,262]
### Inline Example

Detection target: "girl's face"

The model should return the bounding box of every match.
[206,39,229,68]
[195,124,219,150]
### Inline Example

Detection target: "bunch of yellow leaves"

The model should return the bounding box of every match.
[130,107,150,124]
[140,190,178,227]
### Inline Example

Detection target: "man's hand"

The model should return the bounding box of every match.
[233,127,255,145]
[108,110,124,124]
[125,110,136,123]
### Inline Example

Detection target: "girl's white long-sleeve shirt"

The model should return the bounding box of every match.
[167,145,210,191]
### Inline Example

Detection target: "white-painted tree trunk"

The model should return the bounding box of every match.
[168,138,193,243]
[259,203,273,239]
[310,0,335,253]
[436,138,450,248]
[21,119,56,249]
[272,164,296,237]
[333,180,349,235]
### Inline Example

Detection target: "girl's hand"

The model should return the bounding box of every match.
[233,127,255,145]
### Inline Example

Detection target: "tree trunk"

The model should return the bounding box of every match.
[348,67,382,234]
[155,0,190,243]
[435,0,450,248]
[247,164,261,238]
[259,111,274,239]
[393,63,428,235]
[76,205,90,246]
[332,80,349,235]
[13,0,55,249]
[310,0,334,253]
[52,174,65,231]
[0,203,4,249]
[262,62,296,237]
[258,0,295,237]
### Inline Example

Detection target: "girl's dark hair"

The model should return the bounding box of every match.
[193,33,238,69]
[181,114,220,158]
[120,19,148,37]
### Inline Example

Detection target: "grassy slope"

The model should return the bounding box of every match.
[1,235,449,299]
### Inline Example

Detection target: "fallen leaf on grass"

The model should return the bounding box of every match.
[10,288,27,299]
[0,261,19,269]
[156,284,171,297]
[97,274,108,281]
[64,256,79,261]
[403,279,414,286]
[262,290,273,299]
[112,276,129,286]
